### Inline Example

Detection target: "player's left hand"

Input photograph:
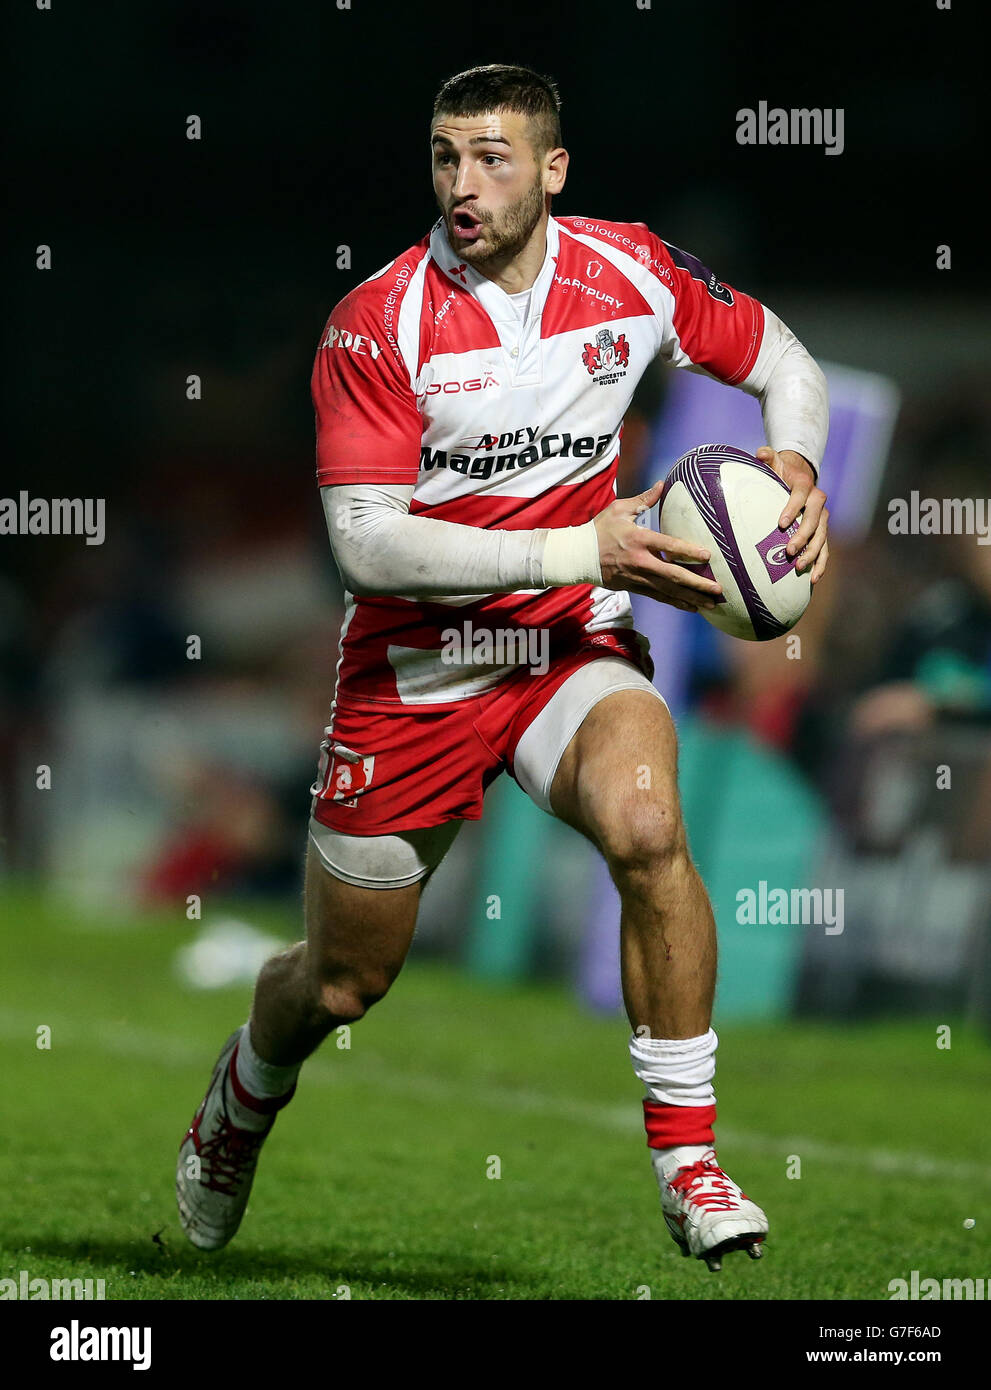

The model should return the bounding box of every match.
[756,446,829,584]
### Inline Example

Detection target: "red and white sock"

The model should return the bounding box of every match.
[227,1023,300,1130]
[629,1028,718,1185]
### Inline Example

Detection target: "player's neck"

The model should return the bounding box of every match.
[474,215,549,296]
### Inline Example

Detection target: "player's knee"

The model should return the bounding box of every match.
[311,965,392,1025]
[599,797,688,883]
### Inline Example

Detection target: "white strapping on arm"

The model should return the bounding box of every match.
[322,484,602,598]
[740,307,829,479]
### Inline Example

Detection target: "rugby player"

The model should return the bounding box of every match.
[177,63,829,1273]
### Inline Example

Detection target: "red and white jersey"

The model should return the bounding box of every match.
[312,214,767,707]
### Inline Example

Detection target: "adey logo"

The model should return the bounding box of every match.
[321,324,383,360]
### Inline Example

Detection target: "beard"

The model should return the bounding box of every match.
[443,172,545,266]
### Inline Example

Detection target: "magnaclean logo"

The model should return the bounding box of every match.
[420,430,613,481]
[417,371,500,398]
[320,324,383,360]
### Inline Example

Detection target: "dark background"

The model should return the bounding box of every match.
[6,0,982,501]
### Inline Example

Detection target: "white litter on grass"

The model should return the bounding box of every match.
[175,919,287,990]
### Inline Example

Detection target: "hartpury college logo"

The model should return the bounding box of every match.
[582,327,630,379]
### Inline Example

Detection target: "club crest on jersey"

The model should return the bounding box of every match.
[582,328,630,384]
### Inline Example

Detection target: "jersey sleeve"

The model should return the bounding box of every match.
[639,227,764,387]
[311,290,423,487]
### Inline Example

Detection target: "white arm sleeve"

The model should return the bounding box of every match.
[322,484,602,599]
[740,307,829,479]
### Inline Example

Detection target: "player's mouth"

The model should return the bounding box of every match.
[451,208,484,243]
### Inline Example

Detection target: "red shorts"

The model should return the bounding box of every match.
[311,629,650,837]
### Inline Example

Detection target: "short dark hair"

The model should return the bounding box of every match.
[432,63,563,159]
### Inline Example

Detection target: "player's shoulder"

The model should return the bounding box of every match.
[558,216,745,307]
[557,214,664,258]
[556,215,677,290]
[327,231,433,328]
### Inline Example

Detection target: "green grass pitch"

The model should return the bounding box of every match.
[1,885,988,1300]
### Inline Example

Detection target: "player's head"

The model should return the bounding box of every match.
[430,63,568,268]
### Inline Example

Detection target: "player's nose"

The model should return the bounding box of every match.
[452,162,477,199]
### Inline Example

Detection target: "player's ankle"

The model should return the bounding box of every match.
[650,1143,714,1185]
[229,1022,301,1122]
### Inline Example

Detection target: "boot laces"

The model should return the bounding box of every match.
[197,1114,269,1196]
[669,1152,744,1213]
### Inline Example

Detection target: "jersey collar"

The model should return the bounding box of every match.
[429,214,560,327]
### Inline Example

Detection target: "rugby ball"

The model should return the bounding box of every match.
[648,443,812,641]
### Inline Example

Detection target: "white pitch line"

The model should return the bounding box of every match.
[1,1009,988,1184]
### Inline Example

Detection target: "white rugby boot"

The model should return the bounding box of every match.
[656,1147,768,1272]
[176,1028,291,1251]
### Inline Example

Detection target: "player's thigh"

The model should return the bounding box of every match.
[303,817,460,1000]
[542,675,683,860]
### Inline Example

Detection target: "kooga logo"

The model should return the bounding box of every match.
[419,371,500,397]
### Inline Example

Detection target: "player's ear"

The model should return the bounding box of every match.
[545,146,568,195]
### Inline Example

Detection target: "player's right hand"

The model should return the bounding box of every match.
[593,479,723,612]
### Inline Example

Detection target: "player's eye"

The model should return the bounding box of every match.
[434,152,455,166]
[480,154,503,166]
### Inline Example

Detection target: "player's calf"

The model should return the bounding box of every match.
[248,942,374,1068]
[246,851,422,1068]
